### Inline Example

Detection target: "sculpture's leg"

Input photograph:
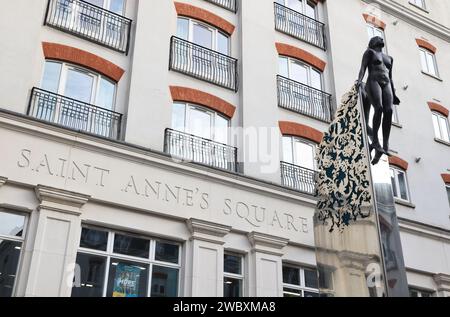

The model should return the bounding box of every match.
[381,85,394,155]
[367,80,384,153]
[362,85,373,142]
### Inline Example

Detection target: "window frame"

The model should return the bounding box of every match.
[446,184,450,207]
[282,136,317,171]
[282,264,319,297]
[41,60,118,111]
[366,23,388,54]
[390,166,411,203]
[409,0,427,10]
[431,111,450,143]
[419,48,439,77]
[0,209,29,297]
[409,287,434,297]
[276,0,318,20]
[279,56,323,90]
[83,0,127,15]
[73,225,182,298]
[223,252,245,297]
[176,17,231,55]
[172,102,231,144]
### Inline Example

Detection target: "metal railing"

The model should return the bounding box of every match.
[28,87,122,140]
[169,36,239,92]
[274,2,326,50]
[277,76,333,122]
[204,0,237,12]
[164,129,238,172]
[44,0,132,53]
[280,161,317,195]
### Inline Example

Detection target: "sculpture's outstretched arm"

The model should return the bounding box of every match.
[389,57,401,105]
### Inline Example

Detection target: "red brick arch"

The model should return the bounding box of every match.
[428,102,449,117]
[416,38,437,54]
[275,43,326,72]
[279,121,323,144]
[363,14,386,30]
[170,86,236,118]
[389,156,409,171]
[42,42,124,82]
[174,2,235,35]
[442,174,450,184]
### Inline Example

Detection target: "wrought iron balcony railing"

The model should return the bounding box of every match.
[45,0,132,53]
[169,36,239,92]
[277,75,333,122]
[28,88,122,140]
[274,2,326,50]
[164,129,238,172]
[281,161,317,195]
[204,0,237,12]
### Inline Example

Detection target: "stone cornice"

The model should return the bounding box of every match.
[248,232,289,256]
[35,185,90,215]
[0,176,7,187]
[187,219,231,244]
[398,217,450,243]
[362,0,450,42]
[433,273,450,291]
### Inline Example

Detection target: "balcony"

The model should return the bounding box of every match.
[204,0,237,12]
[28,88,122,140]
[274,3,326,50]
[169,36,239,92]
[277,76,333,122]
[164,129,238,172]
[281,161,317,195]
[44,0,132,53]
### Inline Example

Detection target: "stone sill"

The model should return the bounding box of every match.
[408,2,430,14]
[421,71,443,82]
[392,122,403,129]
[434,138,450,147]
[395,198,416,209]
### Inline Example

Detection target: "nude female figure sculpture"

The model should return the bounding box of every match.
[356,36,401,165]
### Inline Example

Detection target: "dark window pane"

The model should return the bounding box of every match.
[224,277,242,297]
[304,269,319,289]
[106,259,148,297]
[283,288,301,297]
[224,254,242,275]
[72,253,106,297]
[0,240,22,297]
[409,289,419,297]
[155,242,179,264]
[283,266,300,285]
[80,228,108,251]
[304,291,319,297]
[151,266,179,297]
[113,234,150,259]
[0,212,25,237]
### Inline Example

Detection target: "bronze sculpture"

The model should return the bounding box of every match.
[356,36,401,165]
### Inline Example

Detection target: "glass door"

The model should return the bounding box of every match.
[187,106,213,165]
[192,22,214,81]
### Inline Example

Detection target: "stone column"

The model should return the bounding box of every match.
[185,218,231,297]
[247,232,289,297]
[434,274,450,297]
[21,185,90,297]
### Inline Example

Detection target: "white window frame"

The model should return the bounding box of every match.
[177,17,230,55]
[0,210,28,297]
[390,166,411,202]
[41,60,117,110]
[74,226,182,298]
[172,102,231,144]
[431,111,450,143]
[409,287,434,297]
[366,23,388,54]
[276,0,318,20]
[409,0,426,10]
[223,252,245,297]
[282,264,319,297]
[392,104,400,125]
[283,136,317,171]
[88,0,126,15]
[446,185,450,207]
[419,48,439,77]
[279,56,323,90]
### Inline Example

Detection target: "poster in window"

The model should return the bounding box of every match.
[112,263,141,298]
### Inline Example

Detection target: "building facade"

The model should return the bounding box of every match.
[0,0,449,297]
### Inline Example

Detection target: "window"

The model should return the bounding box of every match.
[366,23,387,53]
[42,61,117,110]
[177,17,230,55]
[390,167,411,202]
[419,48,439,77]
[276,0,317,19]
[72,227,181,297]
[432,112,450,143]
[392,104,400,125]
[409,287,434,297]
[83,0,125,14]
[282,136,316,171]
[446,185,450,207]
[409,0,426,10]
[223,253,244,297]
[172,103,230,144]
[279,56,322,90]
[283,265,319,297]
[0,210,27,297]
